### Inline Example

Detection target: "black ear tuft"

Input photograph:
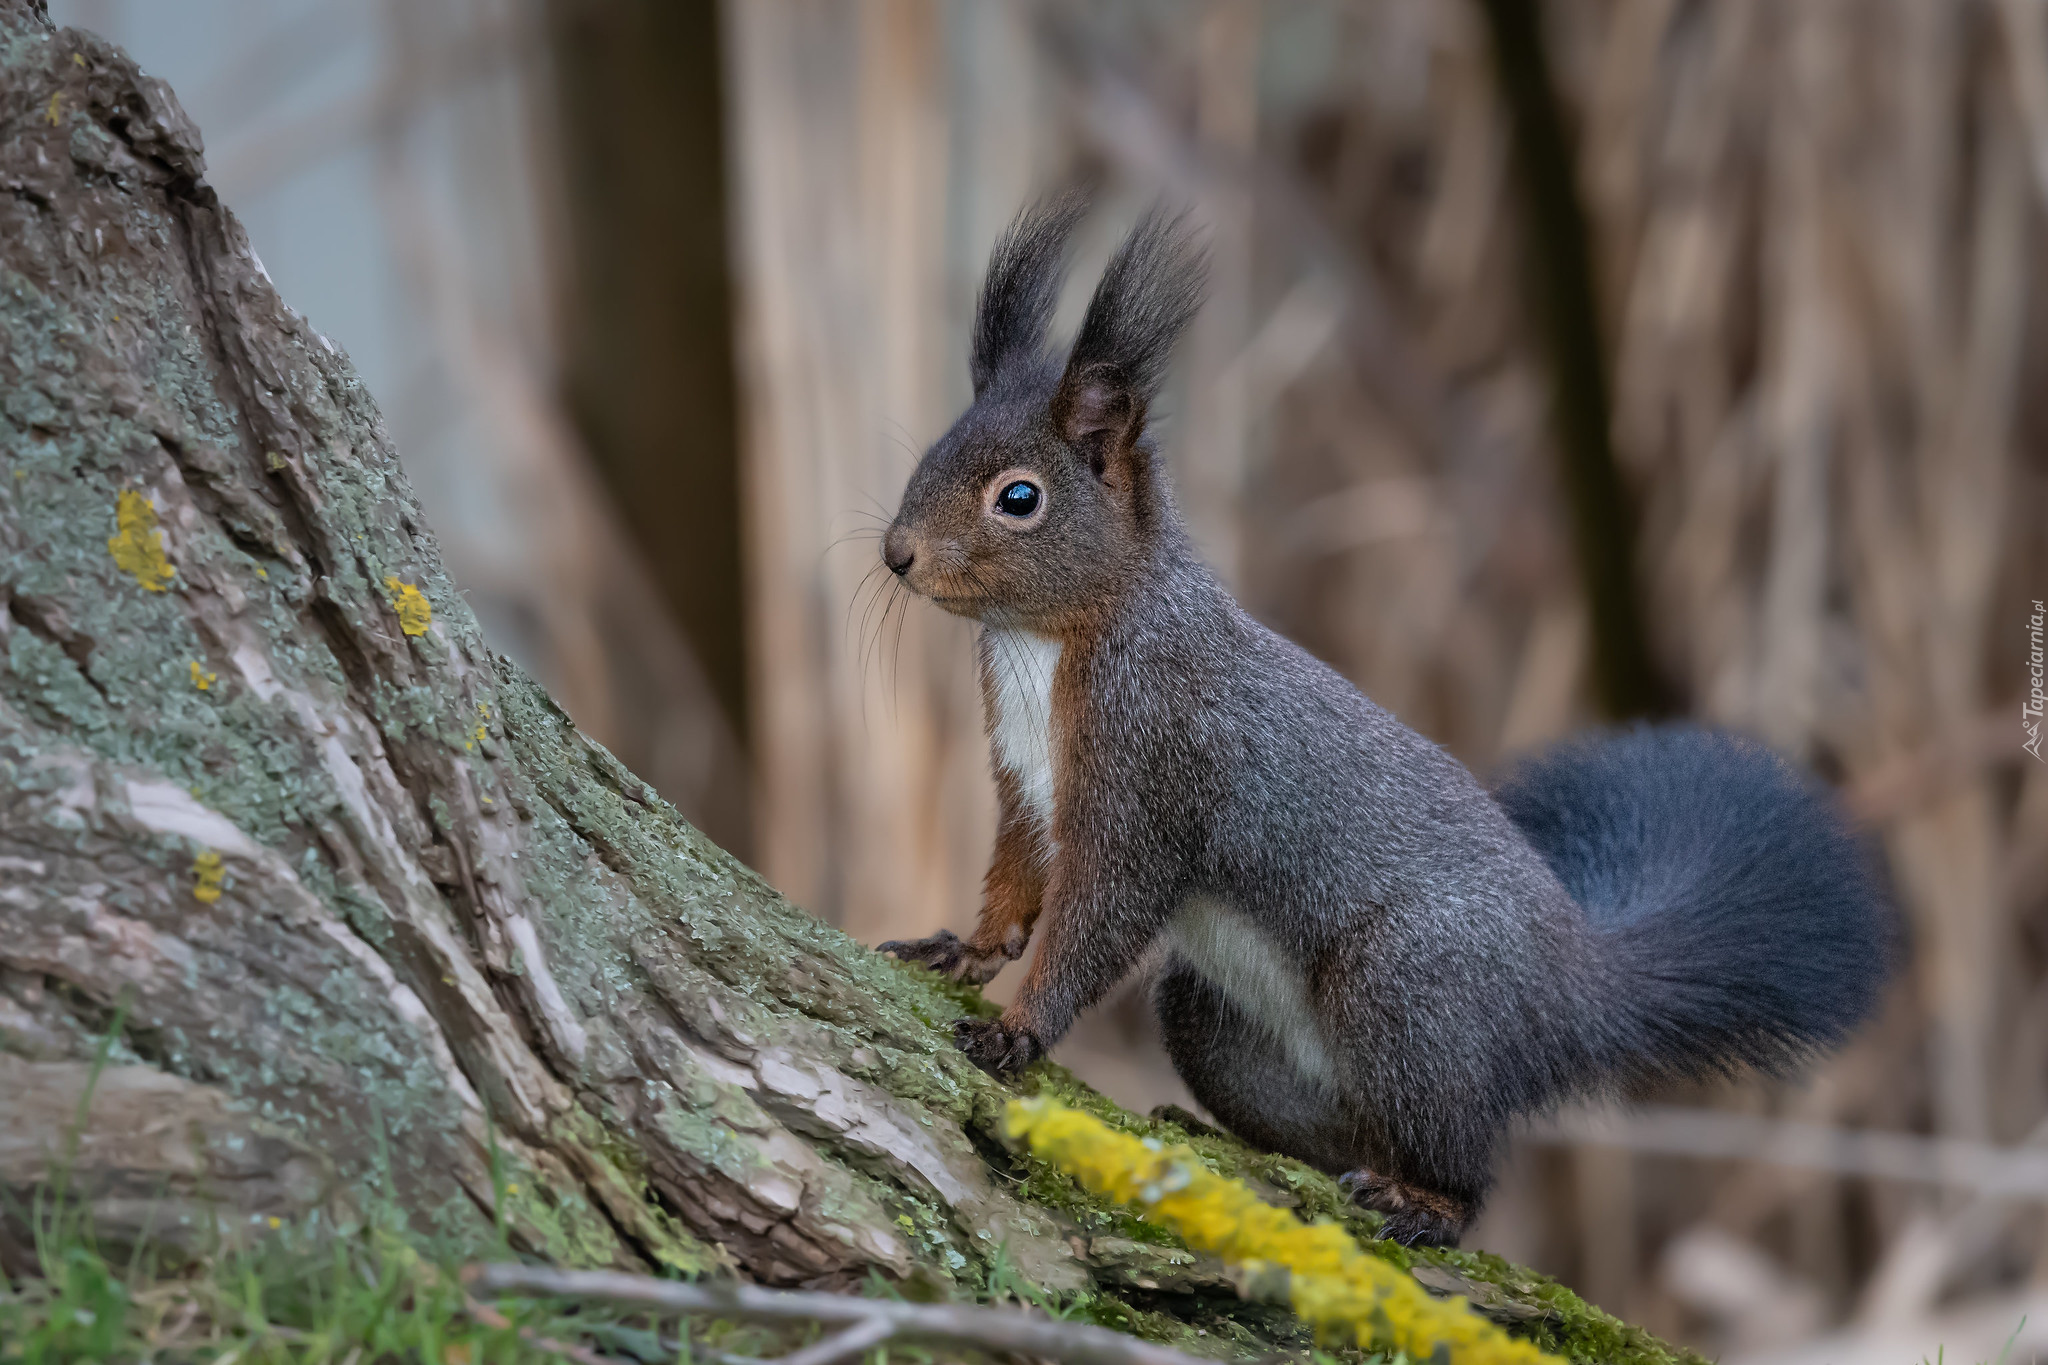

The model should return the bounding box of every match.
[1052,209,1208,466]
[970,192,1090,395]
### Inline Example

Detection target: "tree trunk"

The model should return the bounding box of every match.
[0,6,1689,1359]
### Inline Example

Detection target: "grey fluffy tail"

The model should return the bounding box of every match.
[1494,725,1896,1082]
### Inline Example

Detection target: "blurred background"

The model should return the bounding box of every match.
[48,0,2048,1357]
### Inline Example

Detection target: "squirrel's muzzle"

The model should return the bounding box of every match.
[882,525,916,576]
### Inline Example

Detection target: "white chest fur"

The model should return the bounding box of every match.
[1164,897,1339,1089]
[983,627,1062,832]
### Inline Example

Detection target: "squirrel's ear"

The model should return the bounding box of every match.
[1052,209,1207,481]
[1051,363,1137,480]
[971,192,1089,396]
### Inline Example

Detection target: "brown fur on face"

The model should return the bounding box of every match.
[882,379,1156,638]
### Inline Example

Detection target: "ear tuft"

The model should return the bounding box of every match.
[970,192,1090,395]
[1054,209,1208,465]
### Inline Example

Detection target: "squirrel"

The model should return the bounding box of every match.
[877,195,1895,1247]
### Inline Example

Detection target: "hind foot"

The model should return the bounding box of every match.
[1339,1169,1472,1248]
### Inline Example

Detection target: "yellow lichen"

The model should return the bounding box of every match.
[190,660,218,691]
[383,577,432,636]
[1005,1098,1562,1365]
[45,92,60,126]
[191,850,226,904]
[108,489,175,592]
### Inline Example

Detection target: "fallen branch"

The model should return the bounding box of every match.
[463,1264,1215,1365]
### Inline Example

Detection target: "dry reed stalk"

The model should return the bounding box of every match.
[727,0,1002,946]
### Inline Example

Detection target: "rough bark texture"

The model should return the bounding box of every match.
[0,6,1693,1359]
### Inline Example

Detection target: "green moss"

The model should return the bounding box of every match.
[969,1069,1700,1363]
[490,1163,621,1270]
[548,1111,723,1278]
[898,964,1004,1022]
[1446,1249,1700,1364]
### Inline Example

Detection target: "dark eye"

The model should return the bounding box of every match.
[995,480,1041,518]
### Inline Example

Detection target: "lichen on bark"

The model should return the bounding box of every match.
[0,4,1700,1359]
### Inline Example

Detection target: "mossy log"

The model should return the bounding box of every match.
[0,5,1698,1360]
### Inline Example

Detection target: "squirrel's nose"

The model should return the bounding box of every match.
[882,527,916,576]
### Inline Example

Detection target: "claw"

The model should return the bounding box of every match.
[1340,1168,1469,1249]
[879,927,965,967]
[877,929,1006,983]
[952,1016,1044,1075]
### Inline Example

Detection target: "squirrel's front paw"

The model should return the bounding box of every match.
[878,928,1007,984]
[951,1017,1044,1075]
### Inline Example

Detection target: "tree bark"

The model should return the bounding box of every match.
[0,6,1691,1359]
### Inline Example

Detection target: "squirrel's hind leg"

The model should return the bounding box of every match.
[1156,957,1486,1247]
[1152,960,1362,1174]
[1338,1170,1474,1247]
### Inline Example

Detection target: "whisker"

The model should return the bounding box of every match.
[845,560,891,650]
[862,570,899,687]
[823,526,885,555]
[881,421,923,465]
[870,581,911,718]
[860,587,901,698]
[888,578,912,719]
[858,574,908,739]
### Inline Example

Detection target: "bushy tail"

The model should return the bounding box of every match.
[1494,725,1896,1082]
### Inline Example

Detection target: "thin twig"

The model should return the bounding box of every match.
[464,1264,1214,1365]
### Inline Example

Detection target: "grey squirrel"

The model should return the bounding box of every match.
[877,196,1894,1247]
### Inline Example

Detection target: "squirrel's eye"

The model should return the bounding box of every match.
[995,481,1041,518]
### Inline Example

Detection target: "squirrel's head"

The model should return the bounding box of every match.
[884,197,1207,633]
